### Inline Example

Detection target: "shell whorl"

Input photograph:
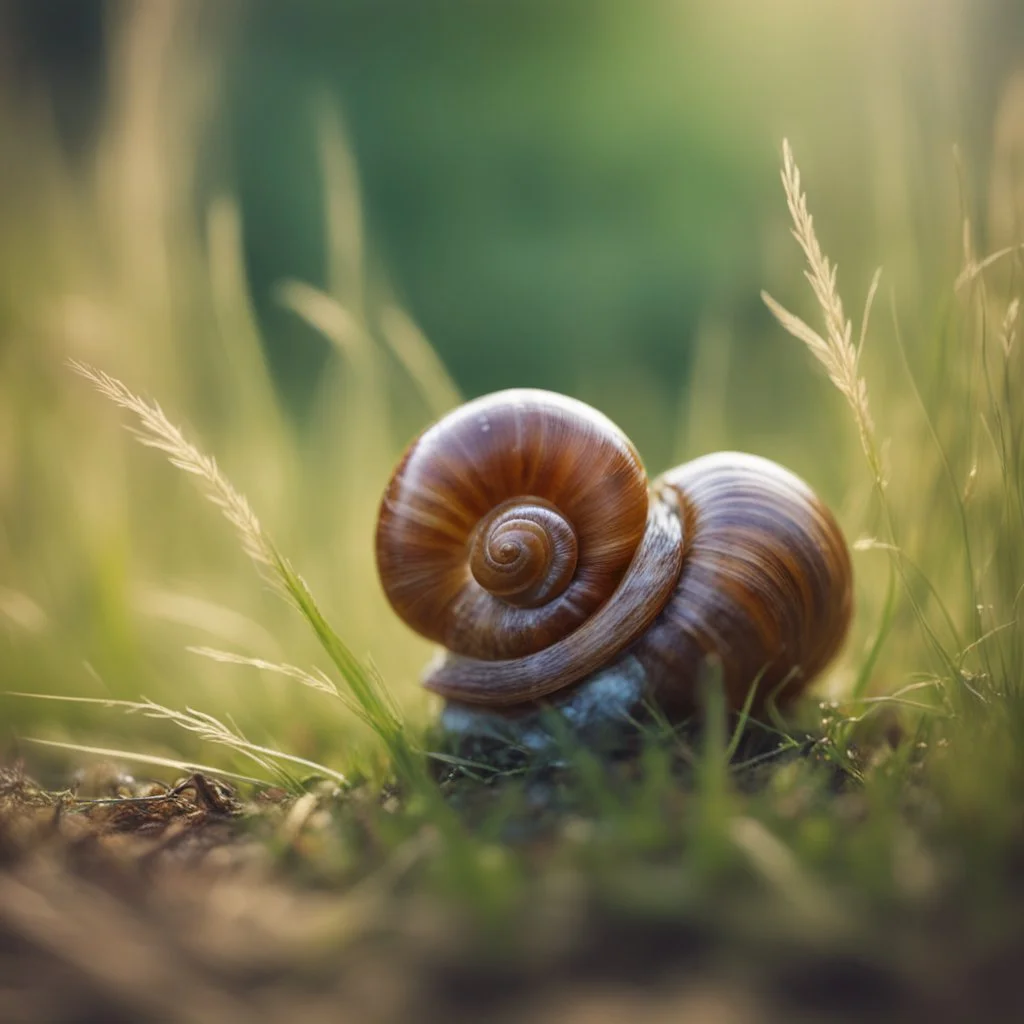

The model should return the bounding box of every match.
[375,390,677,669]
[468,499,578,608]
[376,392,853,713]
[636,452,853,713]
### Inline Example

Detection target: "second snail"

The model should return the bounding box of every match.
[376,389,852,736]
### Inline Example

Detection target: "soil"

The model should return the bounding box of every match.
[1,761,1022,1024]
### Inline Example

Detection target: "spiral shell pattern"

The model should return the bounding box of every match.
[375,390,656,660]
[376,391,853,714]
[636,452,853,713]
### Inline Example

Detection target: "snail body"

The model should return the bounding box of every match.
[376,390,852,720]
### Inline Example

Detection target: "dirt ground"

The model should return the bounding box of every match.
[1,761,1022,1024]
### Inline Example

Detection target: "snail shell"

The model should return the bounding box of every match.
[376,390,852,716]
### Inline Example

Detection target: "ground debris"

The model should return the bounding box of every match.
[1,759,1023,1023]
[0,761,251,870]
[0,760,58,809]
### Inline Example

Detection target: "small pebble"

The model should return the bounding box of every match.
[438,654,650,769]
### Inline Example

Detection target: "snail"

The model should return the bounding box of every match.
[376,389,852,724]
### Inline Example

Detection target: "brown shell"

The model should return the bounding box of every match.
[375,391,853,714]
[421,496,684,704]
[375,390,657,661]
[634,452,853,714]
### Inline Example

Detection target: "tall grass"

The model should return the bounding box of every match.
[0,7,444,781]
[763,135,1023,762]
[0,4,1021,821]
[62,360,414,782]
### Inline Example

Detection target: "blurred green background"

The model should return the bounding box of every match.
[1,0,1022,773]
[8,1,1022,453]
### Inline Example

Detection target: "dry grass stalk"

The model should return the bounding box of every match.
[378,305,463,417]
[761,140,880,481]
[69,360,411,774]
[1002,297,1020,357]
[188,646,343,702]
[69,360,277,576]
[955,242,1024,291]
[13,692,349,788]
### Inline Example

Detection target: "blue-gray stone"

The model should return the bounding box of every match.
[437,654,650,768]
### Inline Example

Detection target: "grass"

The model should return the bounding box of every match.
[13,358,416,788]
[1,7,1024,1019]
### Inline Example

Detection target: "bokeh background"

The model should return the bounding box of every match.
[1,0,1022,773]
